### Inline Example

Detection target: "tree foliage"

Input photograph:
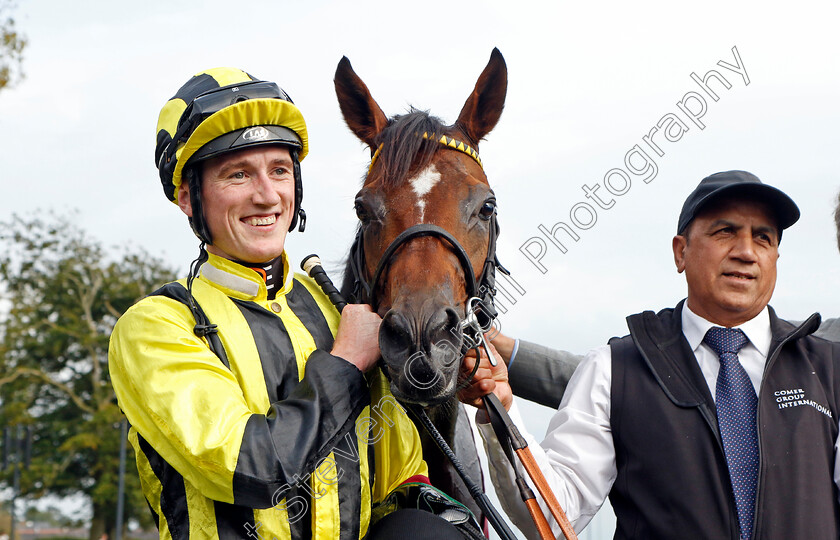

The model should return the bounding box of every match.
[0,214,178,537]
[0,0,26,91]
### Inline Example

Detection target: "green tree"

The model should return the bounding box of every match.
[0,0,26,91]
[24,504,72,527]
[0,214,178,539]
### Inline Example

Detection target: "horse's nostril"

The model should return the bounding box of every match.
[426,307,462,348]
[421,307,462,371]
[381,311,413,344]
[379,310,415,364]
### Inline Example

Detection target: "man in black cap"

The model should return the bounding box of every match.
[462,170,840,539]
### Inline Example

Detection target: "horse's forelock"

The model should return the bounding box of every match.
[375,109,448,187]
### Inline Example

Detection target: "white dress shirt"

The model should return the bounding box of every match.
[478,302,840,539]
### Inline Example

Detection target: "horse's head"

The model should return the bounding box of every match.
[335,49,507,406]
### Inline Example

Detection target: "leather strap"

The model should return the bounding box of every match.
[483,394,579,540]
[525,498,555,540]
[368,224,478,308]
[150,282,230,369]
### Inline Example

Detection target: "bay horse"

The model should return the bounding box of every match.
[334,49,508,524]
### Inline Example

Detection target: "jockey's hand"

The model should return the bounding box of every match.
[331,304,382,373]
[457,338,513,418]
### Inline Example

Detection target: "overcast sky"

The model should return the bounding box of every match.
[2,1,839,537]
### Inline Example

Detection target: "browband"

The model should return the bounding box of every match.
[368,132,483,173]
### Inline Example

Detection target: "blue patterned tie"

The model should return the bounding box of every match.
[704,327,757,540]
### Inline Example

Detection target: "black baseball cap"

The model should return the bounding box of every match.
[677,170,800,235]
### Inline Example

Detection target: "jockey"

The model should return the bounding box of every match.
[108,67,476,539]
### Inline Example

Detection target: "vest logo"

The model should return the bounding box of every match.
[243,126,270,142]
[774,387,833,418]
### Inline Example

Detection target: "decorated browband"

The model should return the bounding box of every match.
[368,132,483,173]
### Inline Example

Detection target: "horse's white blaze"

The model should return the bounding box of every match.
[410,164,441,221]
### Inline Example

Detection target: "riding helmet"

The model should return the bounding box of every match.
[154,67,309,242]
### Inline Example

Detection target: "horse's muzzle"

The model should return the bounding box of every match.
[379,306,463,405]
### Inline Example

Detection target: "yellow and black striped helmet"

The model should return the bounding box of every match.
[155,67,309,237]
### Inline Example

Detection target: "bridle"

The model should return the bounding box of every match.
[334,133,576,540]
[346,133,509,359]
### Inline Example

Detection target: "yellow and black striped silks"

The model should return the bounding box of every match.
[109,253,427,540]
[155,67,309,203]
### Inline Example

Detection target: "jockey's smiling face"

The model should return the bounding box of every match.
[673,197,780,327]
[179,145,296,263]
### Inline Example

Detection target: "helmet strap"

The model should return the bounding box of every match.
[289,148,306,233]
[185,166,213,245]
[296,208,307,233]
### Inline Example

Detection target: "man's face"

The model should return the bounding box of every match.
[672,197,780,327]
[179,145,296,263]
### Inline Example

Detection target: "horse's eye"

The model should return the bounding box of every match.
[355,201,371,223]
[479,199,496,220]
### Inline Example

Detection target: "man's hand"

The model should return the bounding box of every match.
[331,304,382,373]
[457,338,513,420]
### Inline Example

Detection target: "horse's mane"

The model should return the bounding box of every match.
[375,108,448,188]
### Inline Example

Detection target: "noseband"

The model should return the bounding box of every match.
[347,133,509,357]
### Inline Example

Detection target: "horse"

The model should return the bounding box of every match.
[333,48,508,524]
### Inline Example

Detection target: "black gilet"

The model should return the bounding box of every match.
[608,301,840,540]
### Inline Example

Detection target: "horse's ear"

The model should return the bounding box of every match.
[455,48,507,145]
[334,56,389,148]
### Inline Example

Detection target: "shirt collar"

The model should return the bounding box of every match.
[199,251,293,300]
[681,301,773,358]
